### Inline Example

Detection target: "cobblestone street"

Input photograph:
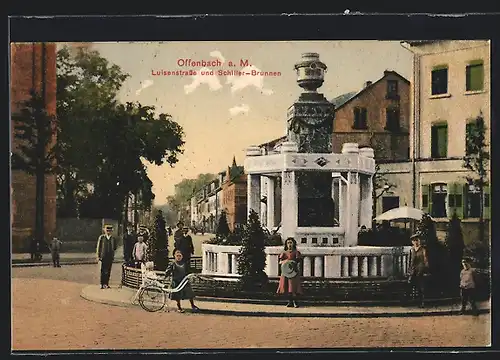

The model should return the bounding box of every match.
[12,264,490,351]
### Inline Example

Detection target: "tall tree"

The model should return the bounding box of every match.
[56,45,129,217]
[368,135,396,220]
[150,210,169,271]
[215,210,230,240]
[56,46,185,219]
[167,173,216,219]
[463,112,490,245]
[12,90,58,247]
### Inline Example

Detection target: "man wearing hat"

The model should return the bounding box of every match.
[122,224,136,265]
[407,232,429,307]
[174,226,195,272]
[173,221,184,245]
[96,224,118,289]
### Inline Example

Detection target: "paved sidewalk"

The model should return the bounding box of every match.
[80,284,490,318]
[12,246,125,267]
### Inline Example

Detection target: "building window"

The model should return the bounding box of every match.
[431,66,448,95]
[431,123,448,158]
[386,80,399,99]
[382,196,400,213]
[465,121,478,156]
[353,107,368,130]
[466,60,484,92]
[385,107,400,131]
[431,184,447,218]
[466,184,481,218]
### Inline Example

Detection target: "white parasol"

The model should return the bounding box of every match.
[374,206,433,222]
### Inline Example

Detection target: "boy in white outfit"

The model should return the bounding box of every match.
[133,235,148,268]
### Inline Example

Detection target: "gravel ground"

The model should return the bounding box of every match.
[11,264,491,350]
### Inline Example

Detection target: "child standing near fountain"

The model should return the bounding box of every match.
[277,237,303,308]
[165,249,200,313]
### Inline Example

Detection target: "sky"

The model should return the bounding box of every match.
[75,41,412,205]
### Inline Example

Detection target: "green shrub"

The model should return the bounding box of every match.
[444,212,465,288]
[237,210,268,291]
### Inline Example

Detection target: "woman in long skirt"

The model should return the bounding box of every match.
[165,249,200,313]
[277,237,303,308]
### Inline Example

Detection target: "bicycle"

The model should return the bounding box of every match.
[137,273,198,312]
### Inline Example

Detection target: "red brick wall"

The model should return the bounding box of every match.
[332,72,410,160]
[221,174,248,231]
[11,43,57,252]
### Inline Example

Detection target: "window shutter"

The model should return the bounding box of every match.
[428,184,433,216]
[442,126,448,157]
[458,183,467,219]
[421,184,430,214]
[447,182,456,217]
[483,185,490,220]
[468,64,484,91]
[362,108,367,128]
[450,182,465,219]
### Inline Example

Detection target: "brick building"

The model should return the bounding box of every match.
[331,70,410,161]
[11,43,57,252]
[221,158,247,231]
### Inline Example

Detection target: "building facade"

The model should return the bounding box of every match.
[188,160,247,233]
[332,70,410,161]
[382,40,491,240]
[221,159,247,231]
[11,43,58,252]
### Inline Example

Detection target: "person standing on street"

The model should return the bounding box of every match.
[132,235,148,268]
[123,224,136,265]
[174,221,184,245]
[408,232,429,308]
[96,224,117,289]
[459,258,479,316]
[174,226,195,272]
[50,236,62,267]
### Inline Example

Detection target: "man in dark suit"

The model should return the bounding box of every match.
[174,226,195,271]
[173,221,184,244]
[122,224,136,265]
[96,224,117,289]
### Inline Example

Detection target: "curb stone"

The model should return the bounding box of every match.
[80,285,490,318]
[12,259,124,268]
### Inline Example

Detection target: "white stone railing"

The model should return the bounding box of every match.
[202,244,411,279]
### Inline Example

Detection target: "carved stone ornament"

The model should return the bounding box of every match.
[291,157,308,166]
[314,157,329,167]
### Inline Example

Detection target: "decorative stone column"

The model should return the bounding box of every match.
[266,253,279,277]
[302,256,312,277]
[231,254,238,275]
[343,143,360,247]
[324,255,341,278]
[314,256,323,277]
[281,141,298,240]
[337,173,347,231]
[246,145,262,217]
[286,53,335,228]
[266,176,276,229]
[359,147,375,229]
[261,176,268,225]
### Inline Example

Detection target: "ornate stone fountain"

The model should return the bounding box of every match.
[201,53,410,285]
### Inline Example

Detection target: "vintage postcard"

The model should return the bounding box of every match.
[10,37,491,351]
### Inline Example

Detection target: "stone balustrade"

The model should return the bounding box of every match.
[295,227,345,247]
[202,244,411,279]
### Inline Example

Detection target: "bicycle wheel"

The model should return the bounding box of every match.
[138,286,166,312]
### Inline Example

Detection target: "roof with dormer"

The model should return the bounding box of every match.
[330,70,409,111]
